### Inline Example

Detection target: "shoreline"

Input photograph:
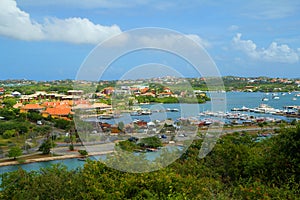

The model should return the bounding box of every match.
[0,151,114,167]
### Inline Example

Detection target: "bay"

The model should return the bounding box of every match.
[0,92,299,178]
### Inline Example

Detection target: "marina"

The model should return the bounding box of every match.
[85,92,299,127]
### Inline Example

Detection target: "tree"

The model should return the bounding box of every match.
[69,144,74,151]
[39,139,55,154]
[2,98,17,108]
[2,129,16,139]
[78,150,88,156]
[8,146,22,160]
[139,136,162,148]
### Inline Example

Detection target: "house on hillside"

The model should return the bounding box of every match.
[11,91,21,97]
[67,90,84,96]
[102,87,114,95]
[158,92,173,98]
[20,104,44,113]
[42,107,73,119]
[0,87,5,95]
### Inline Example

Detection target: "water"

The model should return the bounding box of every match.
[85,92,299,124]
[0,147,182,179]
[0,92,299,177]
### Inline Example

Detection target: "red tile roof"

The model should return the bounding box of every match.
[140,87,149,94]
[22,104,44,110]
[44,107,73,116]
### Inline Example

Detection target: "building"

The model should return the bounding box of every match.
[67,90,84,96]
[20,104,44,113]
[42,107,73,119]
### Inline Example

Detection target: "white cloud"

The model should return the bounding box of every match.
[1,0,209,47]
[0,0,43,40]
[0,0,122,44]
[233,33,299,63]
[42,18,121,44]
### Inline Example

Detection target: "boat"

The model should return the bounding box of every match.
[141,109,152,115]
[230,106,249,112]
[78,157,87,161]
[98,114,121,119]
[292,97,297,101]
[231,107,239,111]
[130,111,141,116]
[262,97,269,101]
[272,96,280,100]
[166,108,179,112]
[98,114,113,119]
[295,93,300,97]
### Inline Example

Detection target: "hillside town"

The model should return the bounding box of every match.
[0,77,299,158]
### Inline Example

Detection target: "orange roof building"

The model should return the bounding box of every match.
[42,107,73,119]
[20,104,44,113]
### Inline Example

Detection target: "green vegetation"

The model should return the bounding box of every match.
[1,125,300,199]
[78,149,88,156]
[221,76,300,92]
[139,136,162,148]
[135,96,210,104]
[7,146,22,160]
[117,136,163,152]
[38,139,56,155]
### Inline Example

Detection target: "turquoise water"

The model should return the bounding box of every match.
[0,92,299,177]
[86,91,299,124]
[0,147,182,178]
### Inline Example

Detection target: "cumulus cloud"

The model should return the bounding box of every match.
[233,33,299,63]
[0,0,122,44]
[0,0,209,47]
[0,0,43,40]
[42,18,121,44]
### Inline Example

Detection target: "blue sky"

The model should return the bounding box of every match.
[0,0,300,80]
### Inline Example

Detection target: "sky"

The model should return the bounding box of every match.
[0,0,300,80]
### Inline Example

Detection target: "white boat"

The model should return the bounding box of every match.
[262,97,269,101]
[141,109,152,115]
[295,93,300,97]
[166,108,179,112]
[272,96,280,100]
[130,111,141,116]
[292,97,297,101]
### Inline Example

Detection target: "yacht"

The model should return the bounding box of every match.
[262,97,269,101]
[130,111,141,116]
